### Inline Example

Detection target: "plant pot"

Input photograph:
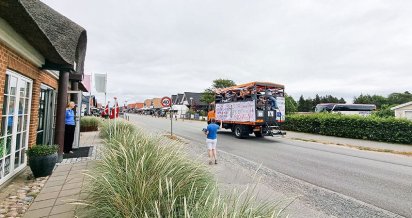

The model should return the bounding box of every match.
[28,153,58,178]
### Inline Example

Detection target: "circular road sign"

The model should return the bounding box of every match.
[161,96,172,107]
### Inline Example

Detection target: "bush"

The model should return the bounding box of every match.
[82,120,280,217]
[26,145,58,157]
[80,117,101,132]
[283,113,412,144]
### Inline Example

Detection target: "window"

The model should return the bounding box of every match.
[0,70,32,185]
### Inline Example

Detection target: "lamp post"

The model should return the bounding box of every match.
[190,97,193,120]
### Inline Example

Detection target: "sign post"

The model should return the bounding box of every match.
[161,97,173,136]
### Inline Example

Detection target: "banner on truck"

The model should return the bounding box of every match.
[216,101,256,122]
[276,97,286,122]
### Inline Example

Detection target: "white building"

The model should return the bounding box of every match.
[391,101,412,120]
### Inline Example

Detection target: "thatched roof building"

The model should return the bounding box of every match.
[0,0,87,74]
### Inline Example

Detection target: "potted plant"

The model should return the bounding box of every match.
[26,145,58,178]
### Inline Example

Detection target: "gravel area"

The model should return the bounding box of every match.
[0,169,48,218]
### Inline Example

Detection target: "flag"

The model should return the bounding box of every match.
[82,74,92,92]
[95,73,107,93]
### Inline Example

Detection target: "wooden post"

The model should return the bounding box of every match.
[54,70,69,162]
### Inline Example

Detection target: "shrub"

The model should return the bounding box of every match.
[82,121,281,217]
[26,145,58,157]
[283,113,412,144]
[80,117,101,132]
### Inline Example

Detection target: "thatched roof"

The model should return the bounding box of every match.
[0,0,87,74]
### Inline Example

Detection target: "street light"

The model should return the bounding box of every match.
[190,97,193,120]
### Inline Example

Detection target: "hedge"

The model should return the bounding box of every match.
[282,113,412,144]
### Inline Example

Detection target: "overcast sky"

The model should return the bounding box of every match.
[43,0,412,104]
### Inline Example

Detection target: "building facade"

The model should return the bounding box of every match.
[0,0,87,186]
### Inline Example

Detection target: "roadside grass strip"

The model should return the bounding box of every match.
[78,120,283,217]
[290,137,412,157]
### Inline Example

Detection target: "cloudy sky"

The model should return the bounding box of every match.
[43,0,412,104]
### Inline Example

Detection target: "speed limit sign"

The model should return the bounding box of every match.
[161,96,172,107]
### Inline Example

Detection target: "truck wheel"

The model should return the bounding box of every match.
[234,125,247,139]
[254,131,263,138]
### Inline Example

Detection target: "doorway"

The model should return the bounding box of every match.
[0,70,32,185]
[36,85,56,146]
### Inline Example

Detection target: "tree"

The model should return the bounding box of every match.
[338,98,346,103]
[285,95,297,114]
[387,91,412,105]
[297,95,306,112]
[200,78,236,104]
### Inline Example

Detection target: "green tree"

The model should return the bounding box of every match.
[372,104,395,118]
[200,78,236,104]
[387,91,412,105]
[285,95,297,114]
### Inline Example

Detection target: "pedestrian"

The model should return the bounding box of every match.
[64,101,76,154]
[204,118,220,165]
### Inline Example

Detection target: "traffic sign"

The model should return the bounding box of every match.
[161,96,172,107]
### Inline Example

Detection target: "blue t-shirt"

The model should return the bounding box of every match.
[207,123,220,139]
[65,109,75,125]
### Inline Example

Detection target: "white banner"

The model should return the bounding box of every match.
[276,97,286,122]
[216,101,256,122]
[94,73,107,93]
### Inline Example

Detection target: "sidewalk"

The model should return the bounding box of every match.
[23,131,103,218]
[285,131,412,152]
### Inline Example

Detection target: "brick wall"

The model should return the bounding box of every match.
[0,42,58,148]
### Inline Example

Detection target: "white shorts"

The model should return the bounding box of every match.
[206,139,217,150]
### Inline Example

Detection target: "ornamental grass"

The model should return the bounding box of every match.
[81,120,281,218]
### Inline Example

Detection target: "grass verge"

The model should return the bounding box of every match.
[290,137,412,157]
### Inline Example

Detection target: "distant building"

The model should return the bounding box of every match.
[152,98,162,108]
[182,92,208,111]
[391,101,412,120]
[144,99,152,109]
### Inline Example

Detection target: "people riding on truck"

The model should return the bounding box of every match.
[207,81,286,139]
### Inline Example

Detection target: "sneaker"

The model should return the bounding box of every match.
[215,160,218,165]
[209,161,213,165]
[69,151,74,154]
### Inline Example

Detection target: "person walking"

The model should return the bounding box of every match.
[64,101,76,154]
[204,118,220,165]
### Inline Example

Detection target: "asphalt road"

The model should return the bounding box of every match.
[127,114,412,217]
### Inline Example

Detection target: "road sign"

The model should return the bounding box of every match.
[161,96,172,107]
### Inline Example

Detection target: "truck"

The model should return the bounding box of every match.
[207,81,286,138]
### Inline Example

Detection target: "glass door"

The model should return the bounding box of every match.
[0,70,32,185]
[36,85,55,145]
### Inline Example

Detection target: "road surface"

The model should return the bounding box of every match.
[127,114,412,217]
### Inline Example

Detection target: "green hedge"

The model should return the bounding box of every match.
[283,113,412,144]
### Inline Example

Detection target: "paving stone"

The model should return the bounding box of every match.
[39,185,61,194]
[48,175,67,182]
[48,210,75,218]
[61,182,83,191]
[43,180,65,188]
[28,199,55,211]
[54,195,79,206]
[65,177,83,184]
[58,188,81,198]
[49,203,76,215]
[23,207,51,218]
[34,191,60,201]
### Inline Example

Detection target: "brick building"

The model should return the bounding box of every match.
[0,0,87,186]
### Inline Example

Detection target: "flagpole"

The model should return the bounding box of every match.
[88,73,92,115]
[104,73,108,106]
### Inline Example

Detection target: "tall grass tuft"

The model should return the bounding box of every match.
[80,116,101,132]
[81,120,281,217]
